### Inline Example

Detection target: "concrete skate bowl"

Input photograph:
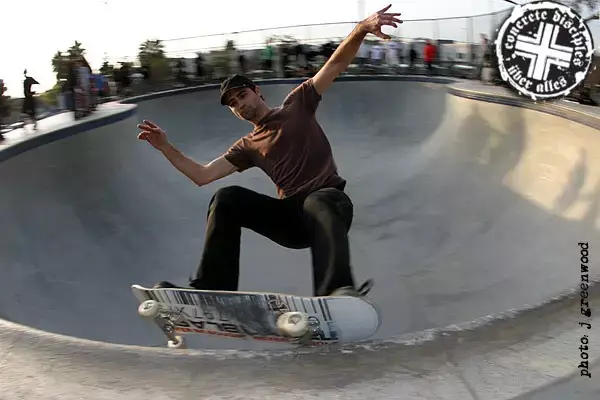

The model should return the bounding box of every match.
[1,76,599,399]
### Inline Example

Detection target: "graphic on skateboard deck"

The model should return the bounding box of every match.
[131,284,381,349]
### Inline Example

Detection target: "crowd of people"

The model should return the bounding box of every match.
[170,36,460,88]
[241,37,444,78]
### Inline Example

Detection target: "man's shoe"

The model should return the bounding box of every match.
[329,286,361,297]
[329,279,373,297]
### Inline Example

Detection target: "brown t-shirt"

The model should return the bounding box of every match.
[223,78,346,199]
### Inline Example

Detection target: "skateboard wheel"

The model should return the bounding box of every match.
[167,336,186,349]
[276,311,309,338]
[138,300,161,318]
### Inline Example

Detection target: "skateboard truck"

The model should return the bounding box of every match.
[138,300,187,349]
[291,329,315,346]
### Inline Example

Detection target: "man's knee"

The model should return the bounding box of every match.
[303,188,353,229]
[208,185,248,213]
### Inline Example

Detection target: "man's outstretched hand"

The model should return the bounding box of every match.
[137,120,170,151]
[359,4,403,39]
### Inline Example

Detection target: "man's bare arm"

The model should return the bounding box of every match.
[312,4,402,95]
[136,119,237,186]
[160,144,237,187]
[312,25,368,95]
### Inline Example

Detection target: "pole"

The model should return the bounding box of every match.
[468,17,474,64]
[490,0,496,39]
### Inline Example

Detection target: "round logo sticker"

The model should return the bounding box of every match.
[495,0,595,101]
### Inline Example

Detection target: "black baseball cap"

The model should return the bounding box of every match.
[220,74,257,105]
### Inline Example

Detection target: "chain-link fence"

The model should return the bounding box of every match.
[96,7,515,99]
[158,7,513,58]
[140,8,511,84]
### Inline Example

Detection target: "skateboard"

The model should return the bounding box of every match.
[131,283,381,349]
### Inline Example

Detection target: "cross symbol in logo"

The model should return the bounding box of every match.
[514,22,573,80]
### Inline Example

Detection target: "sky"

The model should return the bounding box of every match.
[1,0,599,98]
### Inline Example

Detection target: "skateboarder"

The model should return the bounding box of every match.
[137,5,402,297]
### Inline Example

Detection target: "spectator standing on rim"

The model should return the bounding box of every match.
[423,39,436,74]
[22,70,39,130]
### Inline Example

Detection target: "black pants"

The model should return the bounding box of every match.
[22,96,36,118]
[191,185,355,296]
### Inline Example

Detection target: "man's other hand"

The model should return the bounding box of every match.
[359,4,403,40]
[137,119,170,151]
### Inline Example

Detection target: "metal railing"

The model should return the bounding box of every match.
[102,7,513,67]
[89,8,520,100]
[153,7,513,59]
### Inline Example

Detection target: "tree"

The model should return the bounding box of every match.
[50,41,88,81]
[68,41,86,58]
[138,39,165,66]
[51,51,66,80]
[138,39,170,83]
[100,61,114,76]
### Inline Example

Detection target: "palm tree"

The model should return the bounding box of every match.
[68,41,86,58]
[51,51,66,80]
[138,39,165,65]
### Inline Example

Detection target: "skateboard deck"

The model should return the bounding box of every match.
[131,284,381,348]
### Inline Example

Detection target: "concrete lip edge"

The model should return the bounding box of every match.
[0,102,137,163]
[447,82,600,130]
[2,277,597,358]
[1,277,598,400]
